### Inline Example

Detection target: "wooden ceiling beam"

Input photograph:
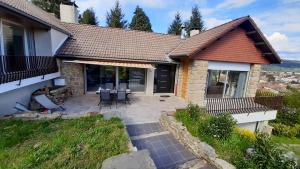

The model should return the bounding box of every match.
[246,31,257,35]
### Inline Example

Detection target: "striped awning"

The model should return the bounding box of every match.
[63,60,155,69]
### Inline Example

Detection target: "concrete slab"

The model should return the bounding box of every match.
[101,150,156,169]
[62,94,187,124]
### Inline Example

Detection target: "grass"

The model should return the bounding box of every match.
[175,110,252,164]
[272,135,300,163]
[0,115,129,169]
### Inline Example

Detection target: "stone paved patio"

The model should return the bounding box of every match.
[62,94,187,124]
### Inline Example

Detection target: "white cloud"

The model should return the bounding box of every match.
[216,0,256,9]
[205,17,232,29]
[266,32,300,53]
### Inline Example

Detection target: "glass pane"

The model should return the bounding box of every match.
[206,70,227,98]
[3,22,25,56]
[128,68,145,92]
[86,65,100,91]
[100,66,116,89]
[225,71,247,98]
[2,22,26,72]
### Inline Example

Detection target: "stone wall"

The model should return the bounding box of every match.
[186,60,208,107]
[160,113,236,169]
[60,62,85,96]
[245,64,261,97]
[176,61,184,97]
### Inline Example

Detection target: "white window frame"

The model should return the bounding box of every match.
[206,61,251,98]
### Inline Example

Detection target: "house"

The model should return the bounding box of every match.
[0,0,281,131]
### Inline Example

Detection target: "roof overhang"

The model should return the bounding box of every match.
[63,60,156,69]
[0,1,71,35]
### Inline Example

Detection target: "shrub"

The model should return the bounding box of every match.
[235,128,256,141]
[186,103,202,120]
[251,133,296,169]
[272,123,298,138]
[201,113,236,140]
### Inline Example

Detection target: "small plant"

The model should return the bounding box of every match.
[251,133,296,169]
[235,128,256,141]
[187,103,202,120]
[272,123,298,138]
[201,113,237,140]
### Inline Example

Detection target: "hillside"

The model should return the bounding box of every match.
[262,60,300,72]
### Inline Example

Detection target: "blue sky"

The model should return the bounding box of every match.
[76,0,300,61]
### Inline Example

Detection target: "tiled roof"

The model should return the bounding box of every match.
[169,17,249,57]
[57,23,182,62]
[0,0,71,35]
[58,16,280,63]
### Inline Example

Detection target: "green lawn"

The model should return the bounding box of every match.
[272,135,300,163]
[0,115,129,169]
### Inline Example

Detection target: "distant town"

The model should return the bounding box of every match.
[259,60,300,93]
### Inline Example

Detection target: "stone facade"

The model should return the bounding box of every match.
[186,60,208,107]
[176,62,184,97]
[160,113,235,169]
[60,62,85,96]
[245,64,261,97]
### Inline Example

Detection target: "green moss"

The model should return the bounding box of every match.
[0,115,128,169]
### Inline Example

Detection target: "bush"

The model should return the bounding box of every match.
[235,128,256,141]
[251,133,296,169]
[201,113,236,140]
[186,103,202,120]
[272,123,298,138]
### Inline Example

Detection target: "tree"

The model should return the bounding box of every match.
[185,5,205,35]
[129,6,152,32]
[106,1,127,28]
[168,12,182,35]
[79,8,98,25]
[31,0,73,19]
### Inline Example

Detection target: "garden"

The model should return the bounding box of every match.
[175,103,297,169]
[0,115,129,169]
[267,88,300,163]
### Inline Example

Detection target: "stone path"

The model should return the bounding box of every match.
[126,123,213,169]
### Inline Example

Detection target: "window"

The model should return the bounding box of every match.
[206,70,247,98]
[2,22,27,72]
[3,22,25,56]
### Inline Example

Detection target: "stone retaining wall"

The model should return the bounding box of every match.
[159,113,235,169]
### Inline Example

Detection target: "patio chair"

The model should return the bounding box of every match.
[116,90,127,108]
[99,90,113,109]
[105,83,114,90]
[34,94,65,112]
[119,83,127,90]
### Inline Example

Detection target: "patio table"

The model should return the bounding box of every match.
[96,89,131,94]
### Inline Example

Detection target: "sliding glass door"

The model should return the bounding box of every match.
[206,70,248,98]
[86,65,146,92]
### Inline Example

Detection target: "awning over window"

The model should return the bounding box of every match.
[63,60,155,69]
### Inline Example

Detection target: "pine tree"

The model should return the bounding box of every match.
[106,1,127,28]
[129,6,152,32]
[79,8,98,25]
[185,5,205,35]
[32,0,73,19]
[168,12,182,35]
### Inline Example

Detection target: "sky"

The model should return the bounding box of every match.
[76,0,300,61]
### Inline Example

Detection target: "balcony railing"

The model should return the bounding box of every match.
[0,55,58,85]
[206,96,283,115]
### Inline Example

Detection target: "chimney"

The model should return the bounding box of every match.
[181,26,187,40]
[190,29,200,37]
[60,2,79,23]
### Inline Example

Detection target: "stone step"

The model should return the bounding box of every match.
[130,131,170,140]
